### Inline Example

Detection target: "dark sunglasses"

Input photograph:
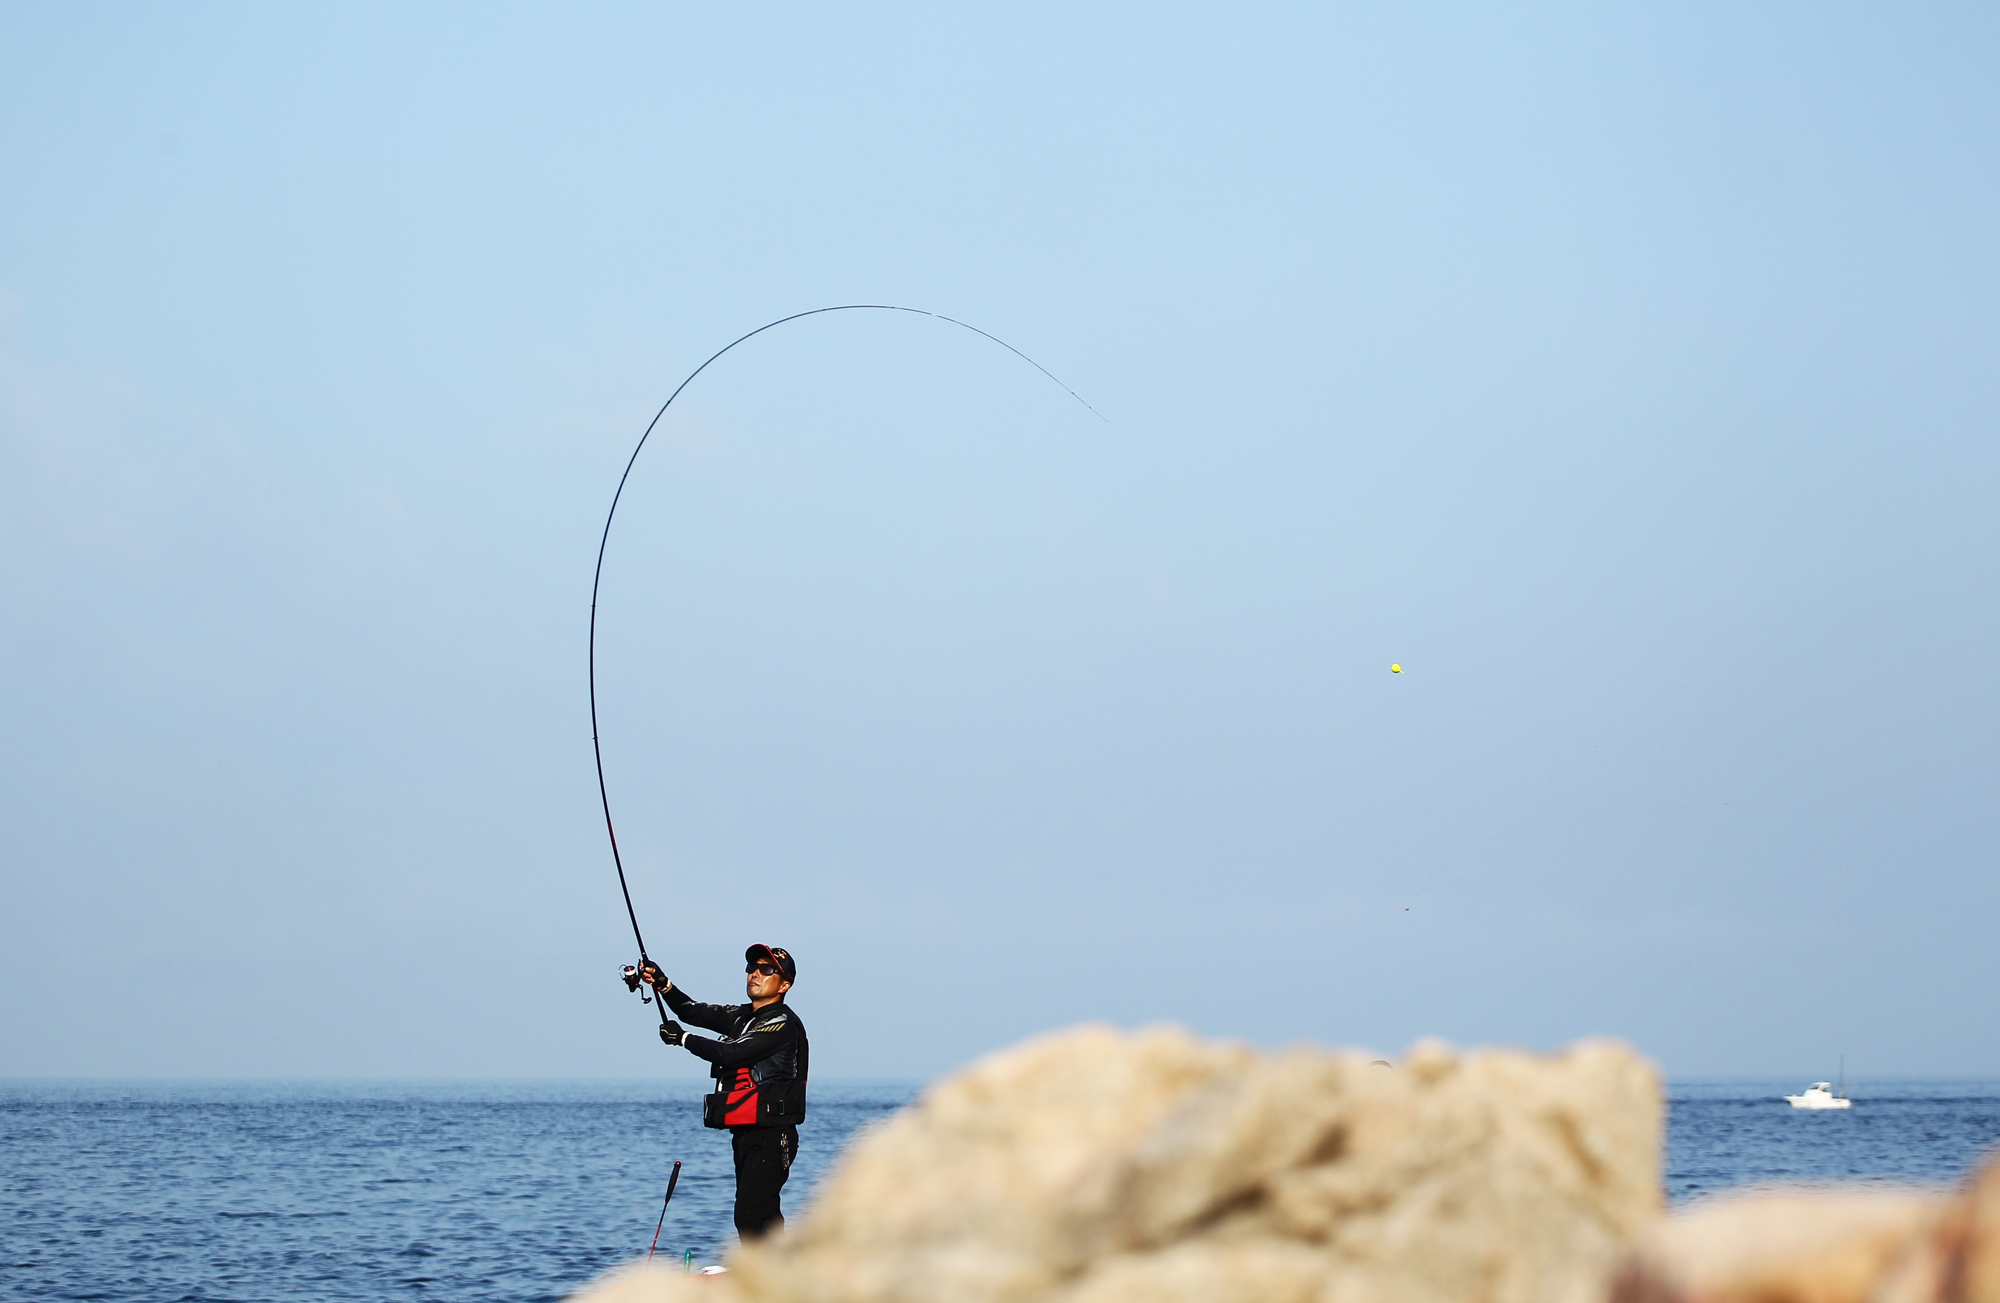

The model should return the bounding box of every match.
[745,961,782,977]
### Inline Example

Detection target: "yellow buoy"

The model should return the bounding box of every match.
[1390,663,1401,673]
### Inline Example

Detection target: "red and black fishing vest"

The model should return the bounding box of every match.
[698,1004,808,1130]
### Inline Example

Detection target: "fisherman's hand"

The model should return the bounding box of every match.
[658,1020,685,1047]
[638,961,671,992]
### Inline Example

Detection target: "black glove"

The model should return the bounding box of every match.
[638,961,671,992]
[658,1020,685,1047]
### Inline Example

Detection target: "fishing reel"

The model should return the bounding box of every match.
[620,963,654,1004]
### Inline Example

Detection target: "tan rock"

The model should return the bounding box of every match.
[1607,1152,2000,1303]
[574,1023,1664,1303]
[1875,1153,2000,1303]
[1608,1188,1940,1303]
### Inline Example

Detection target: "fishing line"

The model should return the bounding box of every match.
[589,305,1101,1019]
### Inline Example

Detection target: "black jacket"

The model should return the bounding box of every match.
[663,988,809,1124]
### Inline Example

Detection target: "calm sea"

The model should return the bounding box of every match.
[5,1076,1999,1303]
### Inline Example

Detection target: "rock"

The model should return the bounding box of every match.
[1609,1151,2000,1303]
[571,1023,1663,1303]
[1876,1152,2000,1303]
[1606,1188,1940,1303]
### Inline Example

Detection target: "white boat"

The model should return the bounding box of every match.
[1785,1081,1852,1109]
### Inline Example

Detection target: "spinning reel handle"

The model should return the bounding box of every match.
[620,963,654,1003]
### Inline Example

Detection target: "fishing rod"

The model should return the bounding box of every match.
[590,305,1101,1023]
[646,1160,682,1262]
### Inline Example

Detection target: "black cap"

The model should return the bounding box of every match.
[746,943,796,983]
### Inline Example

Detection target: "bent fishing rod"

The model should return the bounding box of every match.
[590,305,1101,1024]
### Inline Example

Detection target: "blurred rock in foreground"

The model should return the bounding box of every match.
[1608,1189,1940,1303]
[1609,1152,2000,1303]
[574,1023,1663,1303]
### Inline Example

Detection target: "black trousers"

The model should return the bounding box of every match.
[730,1125,797,1238]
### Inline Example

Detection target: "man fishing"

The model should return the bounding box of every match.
[637,945,808,1239]
[586,309,1092,1247]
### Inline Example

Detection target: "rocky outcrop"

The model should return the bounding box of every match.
[1608,1154,2000,1303]
[574,1023,1663,1303]
[1877,1153,2000,1303]
[1607,1189,1940,1303]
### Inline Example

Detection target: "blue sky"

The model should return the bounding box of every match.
[3,2,1997,1080]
